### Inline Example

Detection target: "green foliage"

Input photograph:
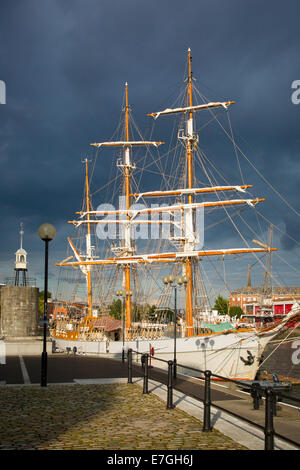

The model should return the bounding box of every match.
[109,299,122,319]
[229,305,244,318]
[147,304,157,321]
[38,290,51,316]
[213,295,229,315]
[148,305,156,315]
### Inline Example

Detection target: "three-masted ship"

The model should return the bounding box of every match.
[51,49,300,380]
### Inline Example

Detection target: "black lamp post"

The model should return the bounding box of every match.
[116,289,133,362]
[38,223,56,387]
[163,274,189,378]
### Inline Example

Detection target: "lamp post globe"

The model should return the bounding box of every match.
[38,223,56,242]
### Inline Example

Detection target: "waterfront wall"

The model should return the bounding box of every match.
[0,286,39,337]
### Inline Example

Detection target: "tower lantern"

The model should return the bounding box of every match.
[14,222,28,286]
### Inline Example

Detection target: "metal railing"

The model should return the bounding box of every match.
[4,277,36,287]
[126,348,300,451]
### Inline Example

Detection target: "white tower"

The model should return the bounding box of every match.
[14,222,28,286]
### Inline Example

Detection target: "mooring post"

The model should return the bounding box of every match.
[264,387,275,450]
[167,360,174,409]
[203,370,212,432]
[143,354,149,394]
[127,348,133,384]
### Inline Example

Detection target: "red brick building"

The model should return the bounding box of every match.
[229,286,300,324]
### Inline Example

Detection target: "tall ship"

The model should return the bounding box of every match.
[51,49,300,380]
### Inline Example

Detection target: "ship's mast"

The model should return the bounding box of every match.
[85,83,164,331]
[124,82,132,330]
[185,48,195,337]
[85,158,93,318]
[187,47,194,194]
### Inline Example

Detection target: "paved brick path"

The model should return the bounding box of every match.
[0,383,247,450]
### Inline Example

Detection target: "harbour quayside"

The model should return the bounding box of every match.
[51,49,300,380]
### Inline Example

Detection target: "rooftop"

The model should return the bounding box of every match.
[92,316,122,332]
[15,248,27,255]
[231,286,300,295]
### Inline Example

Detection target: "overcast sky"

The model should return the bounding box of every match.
[0,0,300,297]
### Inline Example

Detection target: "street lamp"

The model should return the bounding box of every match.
[116,289,133,362]
[163,274,189,378]
[38,223,56,387]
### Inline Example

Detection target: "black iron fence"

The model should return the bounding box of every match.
[126,348,300,451]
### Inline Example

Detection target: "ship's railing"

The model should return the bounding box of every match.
[126,348,300,451]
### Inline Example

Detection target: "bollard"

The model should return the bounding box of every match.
[202,370,212,432]
[264,387,275,450]
[251,383,261,410]
[143,354,149,394]
[127,348,133,384]
[167,360,174,410]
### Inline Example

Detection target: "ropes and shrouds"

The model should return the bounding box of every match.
[54,49,300,337]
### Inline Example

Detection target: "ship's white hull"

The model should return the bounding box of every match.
[52,329,275,380]
[52,306,300,380]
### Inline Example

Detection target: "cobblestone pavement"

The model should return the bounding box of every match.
[0,384,247,450]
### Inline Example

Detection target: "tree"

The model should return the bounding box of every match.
[147,304,157,321]
[148,305,156,315]
[213,295,229,315]
[229,305,244,319]
[38,290,52,316]
[159,308,174,323]
[109,299,122,319]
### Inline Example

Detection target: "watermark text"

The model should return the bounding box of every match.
[0,80,6,104]
[291,80,300,104]
[95,197,204,248]
[291,340,300,365]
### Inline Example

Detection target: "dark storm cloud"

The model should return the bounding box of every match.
[0,0,300,290]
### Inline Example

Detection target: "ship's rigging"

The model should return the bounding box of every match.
[55,49,279,336]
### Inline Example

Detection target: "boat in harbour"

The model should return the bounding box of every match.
[51,49,300,380]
